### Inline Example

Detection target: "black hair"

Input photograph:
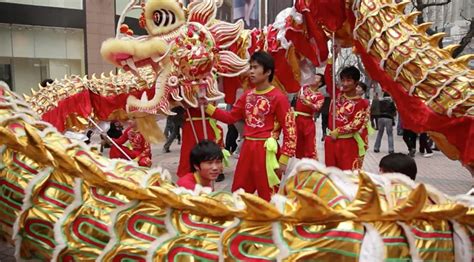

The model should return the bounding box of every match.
[339,66,360,82]
[379,153,417,180]
[358,82,368,93]
[190,140,224,172]
[41,79,54,87]
[383,92,390,97]
[250,51,275,82]
[316,73,325,88]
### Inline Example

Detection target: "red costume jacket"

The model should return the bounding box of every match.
[206,86,296,201]
[207,86,296,163]
[294,85,325,116]
[177,172,212,190]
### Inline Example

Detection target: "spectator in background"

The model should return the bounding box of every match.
[379,153,417,180]
[373,92,396,154]
[356,82,368,97]
[40,78,54,87]
[370,93,380,130]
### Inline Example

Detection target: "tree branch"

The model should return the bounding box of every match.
[452,17,474,58]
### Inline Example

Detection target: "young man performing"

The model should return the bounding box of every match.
[177,140,223,190]
[294,73,325,159]
[325,65,370,170]
[177,106,225,182]
[205,51,296,201]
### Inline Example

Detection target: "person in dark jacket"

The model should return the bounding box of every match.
[373,92,396,153]
[370,93,380,130]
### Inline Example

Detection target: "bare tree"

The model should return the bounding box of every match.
[410,0,473,57]
[453,14,474,58]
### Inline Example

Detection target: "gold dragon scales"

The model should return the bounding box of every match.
[1,0,473,260]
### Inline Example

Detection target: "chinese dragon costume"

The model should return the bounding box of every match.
[1,0,473,260]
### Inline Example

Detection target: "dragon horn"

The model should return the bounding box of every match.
[346,172,383,220]
[187,195,244,218]
[442,44,461,57]
[238,192,282,221]
[24,124,54,166]
[428,32,447,47]
[395,0,410,12]
[382,183,428,221]
[454,54,474,66]
[417,22,434,33]
[405,11,422,24]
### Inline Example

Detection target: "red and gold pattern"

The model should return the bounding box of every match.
[2,0,474,258]
[2,85,473,261]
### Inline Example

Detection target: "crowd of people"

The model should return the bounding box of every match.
[83,51,437,200]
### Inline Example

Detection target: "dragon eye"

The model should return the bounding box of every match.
[153,9,177,27]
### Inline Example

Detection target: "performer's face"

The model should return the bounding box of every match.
[195,159,223,181]
[312,74,323,88]
[341,77,358,93]
[249,61,270,85]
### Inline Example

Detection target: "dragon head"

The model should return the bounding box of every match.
[102,0,248,117]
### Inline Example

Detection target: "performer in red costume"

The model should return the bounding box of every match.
[324,63,370,170]
[177,106,224,178]
[177,140,223,190]
[206,51,296,201]
[294,74,325,159]
[109,120,152,167]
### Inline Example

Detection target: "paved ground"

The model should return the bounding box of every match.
[1,118,472,259]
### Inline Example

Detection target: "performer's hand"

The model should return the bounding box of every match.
[277,163,287,176]
[329,129,338,139]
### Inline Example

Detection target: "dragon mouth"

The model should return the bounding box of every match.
[153,9,177,28]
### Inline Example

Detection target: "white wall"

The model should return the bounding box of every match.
[49,59,82,79]
[0,24,85,94]
[12,58,42,95]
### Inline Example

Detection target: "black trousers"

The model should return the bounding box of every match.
[225,124,239,153]
[321,114,329,136]
[402,129,417,151]
[419,133,433,154]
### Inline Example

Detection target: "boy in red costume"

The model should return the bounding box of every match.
[177,107,225,180]
[177,140,223,190]
[324,64,370,170]
[294,73,325,159]
[109,119,152,167]
[205,51,296,201]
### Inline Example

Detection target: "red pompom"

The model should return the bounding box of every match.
[127,29,134,36]
[120,24,129,33]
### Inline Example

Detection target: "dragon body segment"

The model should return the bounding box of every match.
[2,0,473,259]
[1,84,474,261]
